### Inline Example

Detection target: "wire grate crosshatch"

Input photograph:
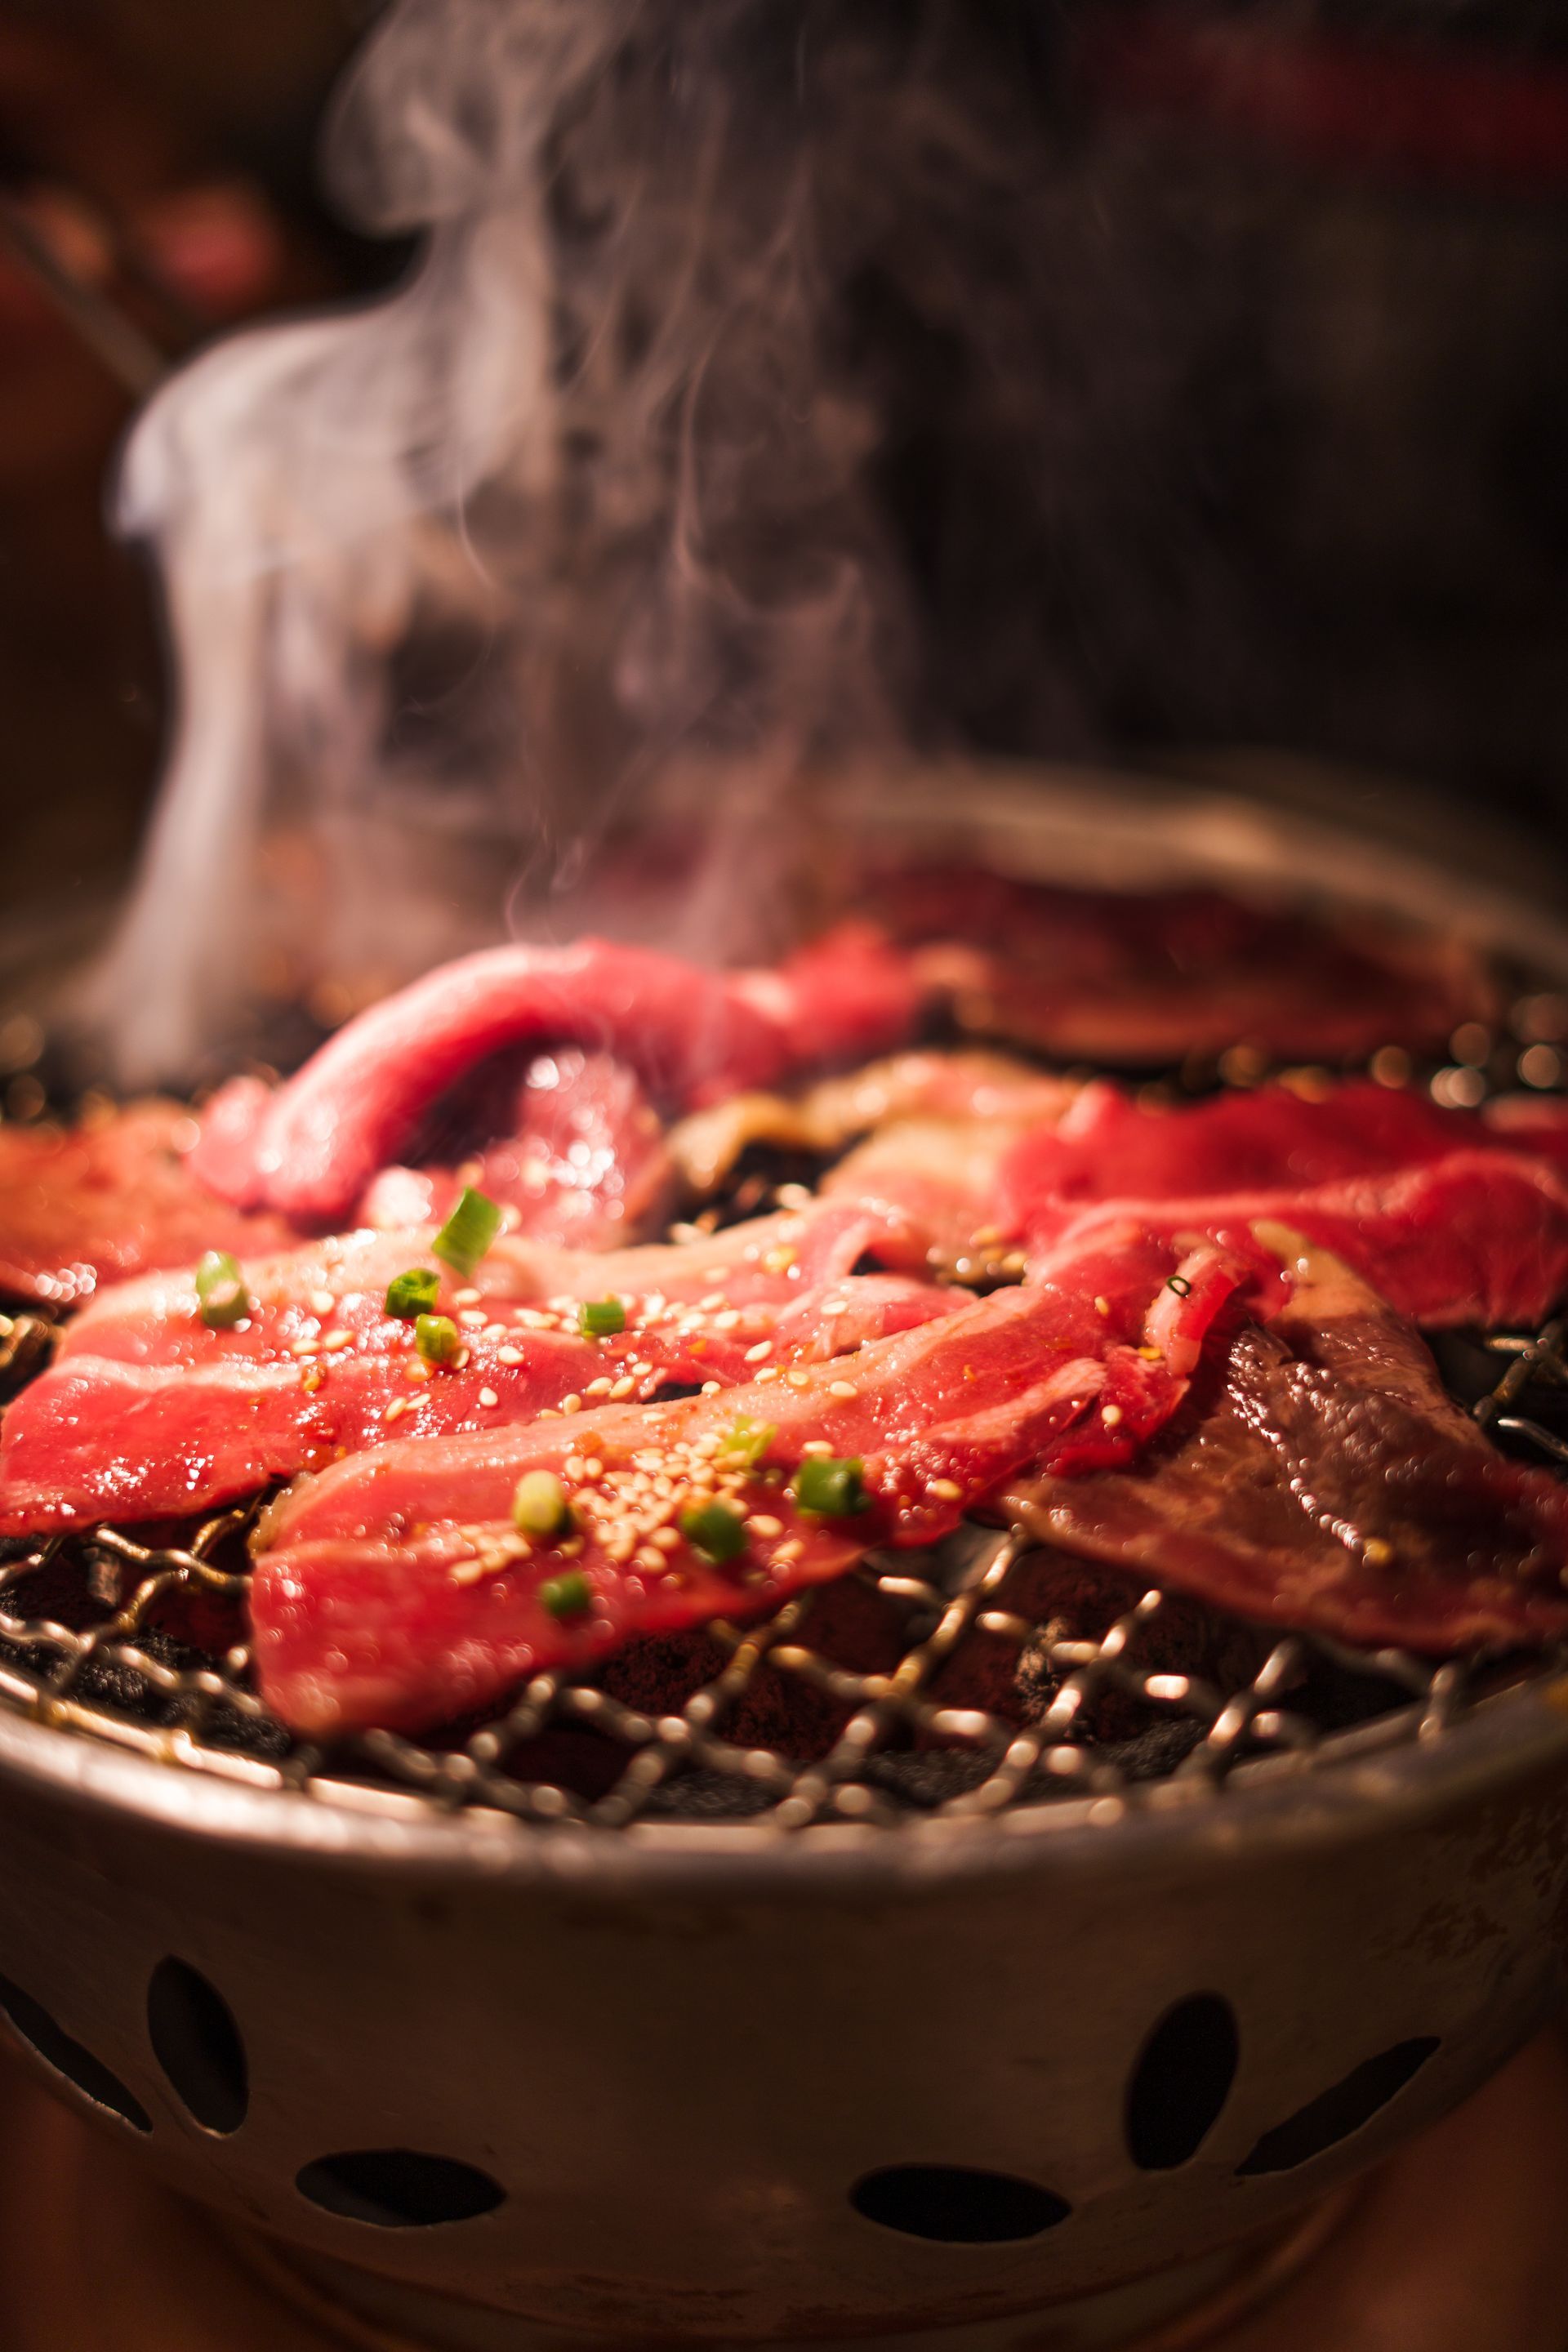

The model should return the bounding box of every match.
[0,1004,1566,1833]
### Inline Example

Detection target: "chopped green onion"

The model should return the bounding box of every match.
[679,1499,747,1566]
[513,1469,572,1538]
[793,1456,870,1518]
[579,1297,626,1339]
[385,1266,440,1320]
[719,1414,777,1468]
[415,1312,461,1366]
[433,1185,503,1279]
[195,1250,250,1329]
[539,1569,592,1621]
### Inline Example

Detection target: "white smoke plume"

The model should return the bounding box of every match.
[88,0,1258,1082]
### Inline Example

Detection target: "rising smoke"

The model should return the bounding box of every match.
[90,0,1257,1081]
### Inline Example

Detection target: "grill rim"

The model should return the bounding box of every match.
[0,1660,1562,1888]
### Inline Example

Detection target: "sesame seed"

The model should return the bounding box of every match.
[712,1308,742,1330]
[290,1339,320,1358]
[459,1308,486,1330]
[562,1393,582,1414]
[1094,1295,1111,1317]
[635,1544,666,1572]
[322,1329,353,1352]
[750,1513,783,1538]
[929,1478,963,1501]
[583,1458,604,1479]
[786,1370,810,1389]
[384,1396,409,1423]
[743,1339,773,1363]
[453,1287,482,1307]
[700,1379,722,1396]
[406,1360,430,1382]
[309,1289,336,1315]
[652,1526,681,1552]
[497,1345,523,1365]
[586,1377,613,1397]
[610,1375,637,1400]
[479,1388,499,1409]
[801,1439,833,1455]
[698,1292,726,1312]
[774,1538,804,1564]
[755,1365,781,1384]
[565,1454,586,1478]
[828,1379,857,1401]
[763,1245,796,1273]
[1102,1404,1123,1428]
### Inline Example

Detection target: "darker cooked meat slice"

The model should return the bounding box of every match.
[1007,1232,1568,1655]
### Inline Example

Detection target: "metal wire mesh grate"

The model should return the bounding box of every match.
[1,1005,1566,1833]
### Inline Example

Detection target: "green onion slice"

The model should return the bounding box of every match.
[539,1569,592,1621]
[718,1414,777,1468]
[579,1297,626,1339]
[679,1499,747,1566]
[792,1456,870,1518]
[415,1312,462,1366]
[433,1185,503,1279]
[513,1469,572,1538]
[195,1250,251,1329]
[385,1266,440,1320]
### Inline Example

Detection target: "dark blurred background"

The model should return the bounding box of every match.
[3,0,1568,947]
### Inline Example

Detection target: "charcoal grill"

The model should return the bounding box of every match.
[1,770,1567,2350]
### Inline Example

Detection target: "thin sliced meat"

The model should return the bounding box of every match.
[193,926,923,1226]
[667,1050,1074,1196]
[250,1227,1278,1736]
[1000,1080,1568,1328]
[867,867,1490,1062]
[1004,1227,1568,1655]
[1482,1094,1568,1171]
[359,1046,675,1248]
[0,1100,298,1307]
[824,1114,1041,1263]
[1009,1080,1498,1202]
[0,1203,954,1536]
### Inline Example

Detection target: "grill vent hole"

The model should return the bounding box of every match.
[297,2149,506,2227]
[1237,2037,1439,2176]
[147,1958,248,2135]
[850,2164,1070,2243]
[1125,1993,1240,2170]
[0,1973,150,2132]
